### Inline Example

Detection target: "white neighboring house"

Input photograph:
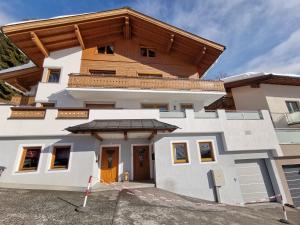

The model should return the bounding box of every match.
[222,72,300,207]
[0,8,286,205]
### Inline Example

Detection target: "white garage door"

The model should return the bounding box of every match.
[283,164,300,207]
[235,159,275,203]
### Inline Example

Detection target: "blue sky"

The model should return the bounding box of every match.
[1,0,300,79]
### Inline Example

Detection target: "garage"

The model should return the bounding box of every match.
[283,164,300,207]
[235,159,275,203]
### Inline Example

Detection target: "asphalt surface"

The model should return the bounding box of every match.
[0,187,299,225]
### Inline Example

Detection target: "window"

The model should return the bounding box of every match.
[172,142,189,164]
[138,73,162,79]
[89,70,116,76]
[286,101,300,113]
[180,103,194,111]
[50,146,71,170]
[19,147,41,171]
[47,69,61,83]
[199,142,215,162]
[41,102,55,108]
[85,103,115,109]
[97,45,114,54]
[140,47,156,57]
[141,103,168,112]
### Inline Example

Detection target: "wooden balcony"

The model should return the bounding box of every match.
[56,108,89,119]
[10,96,36,106]
[9,107,46,119]
[68,74,225,92]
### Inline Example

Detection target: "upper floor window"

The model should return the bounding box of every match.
[85,103,115,109]
[138,73,162,79]
[89,70,116,76]
[141,103,168,112]
[47,69,61,83]
[140,47,156,57]
[286,101,300,113]
[97,45,114,54]
[180,103,194,111]
[19,147,41,171]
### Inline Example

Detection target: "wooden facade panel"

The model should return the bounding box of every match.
[80,38,198,79]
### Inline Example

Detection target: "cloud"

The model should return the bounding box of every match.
[0,2,17,26]
[241,28,300,74]
[132,0,300,77]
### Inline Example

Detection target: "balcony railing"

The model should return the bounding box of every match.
[68,74,225,92]
[226,111,263,120]
[9,107,46,119]
[56,108,89,119]
[286,111,300,125]
[10,96,35,106]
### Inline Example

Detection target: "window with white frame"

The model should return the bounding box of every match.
[286,101,300,113]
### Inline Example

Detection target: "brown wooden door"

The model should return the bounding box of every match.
[100,147,119,183]
[133,145,150,181]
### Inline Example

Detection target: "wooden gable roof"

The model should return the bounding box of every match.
[1,7,225,77]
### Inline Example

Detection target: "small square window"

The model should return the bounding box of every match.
[148,49,156,57]
[172,142,188,164]
[97,45,114,54]
[106,45,114,54]
[51,146,71,170]
[97,46,106,54]
[199,142,215,162]
[19,147,41,171]
[140,47,156,57]
[47,69,61,83]
[140,47,148,57]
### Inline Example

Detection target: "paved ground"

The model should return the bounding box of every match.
[0,187,299,225]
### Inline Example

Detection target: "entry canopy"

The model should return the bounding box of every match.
[66,119,178,140]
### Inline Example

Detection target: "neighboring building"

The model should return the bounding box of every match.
[0,8,286,205]
[220,72,300,207]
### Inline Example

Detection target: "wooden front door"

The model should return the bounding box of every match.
[133,145,150,181]
[100,146,119,183]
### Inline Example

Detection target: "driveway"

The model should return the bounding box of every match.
[0,187,299,225]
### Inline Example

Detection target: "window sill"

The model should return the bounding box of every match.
[16,170,38,173]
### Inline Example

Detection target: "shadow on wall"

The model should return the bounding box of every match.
[207,170,218,202]
[48,90,83,107]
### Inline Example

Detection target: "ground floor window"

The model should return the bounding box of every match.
[50,146,71,170]
[172,142,189,164]
[19,147,41,171]
[198,141,215,162]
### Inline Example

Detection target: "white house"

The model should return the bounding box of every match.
[0,8,286,205]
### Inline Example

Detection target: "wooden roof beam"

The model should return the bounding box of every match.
[91,132,103,141]
[194,46,206,65]
[30,32,49,57]
[148,130,157,140]
[123,16,131,40]
[74,24,85,50]
[167,34,174,53]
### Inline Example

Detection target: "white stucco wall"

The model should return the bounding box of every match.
[35,46,83,107]
[231,84,300,128]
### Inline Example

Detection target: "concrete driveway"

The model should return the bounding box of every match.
[0,187,299,225]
